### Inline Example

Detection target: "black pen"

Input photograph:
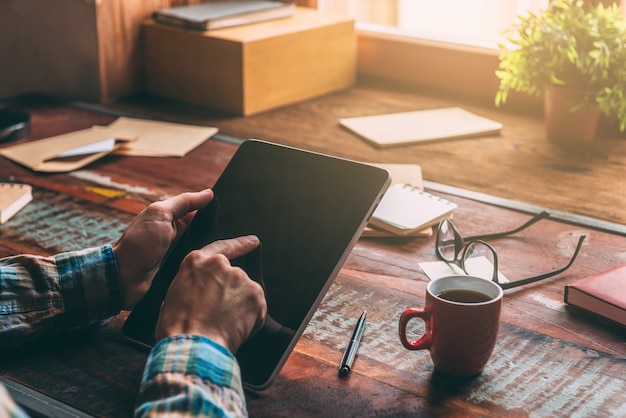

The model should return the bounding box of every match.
[338,311,367,378]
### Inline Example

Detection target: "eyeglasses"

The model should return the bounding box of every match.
[435,211,586,289]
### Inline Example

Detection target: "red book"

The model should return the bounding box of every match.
[564,264,626,327]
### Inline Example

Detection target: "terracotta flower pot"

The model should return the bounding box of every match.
[544,85,600,143]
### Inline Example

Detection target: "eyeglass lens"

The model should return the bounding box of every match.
[437,219,457,261]
[435,214,586,289]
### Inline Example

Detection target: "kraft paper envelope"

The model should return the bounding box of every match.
[104,117,218,157]
[0,127,135,173]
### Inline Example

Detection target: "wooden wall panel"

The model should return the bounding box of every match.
[0,0,202,102]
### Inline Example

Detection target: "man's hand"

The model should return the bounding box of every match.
[155,236,267,354]
[112,189,214,310]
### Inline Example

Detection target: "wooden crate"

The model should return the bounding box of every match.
[143,7,355,115]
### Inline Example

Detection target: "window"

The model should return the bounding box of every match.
[318,0,549,49]
[315,0,624,108]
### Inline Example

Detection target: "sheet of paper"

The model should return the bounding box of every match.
[419,257,509,283]
[369,163,423,189]
[101,117,218,157]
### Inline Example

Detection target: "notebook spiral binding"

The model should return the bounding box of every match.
[370,183,457,235]
[401,184,455,204]
[1,182,33,224]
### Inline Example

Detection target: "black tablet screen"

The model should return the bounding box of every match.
[122,139,390,390]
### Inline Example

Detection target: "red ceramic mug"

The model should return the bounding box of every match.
[399,275,503,377]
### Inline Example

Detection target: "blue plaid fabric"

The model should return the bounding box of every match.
[0,246,119,348]
[0,246,246,417]
[136,335,247,417]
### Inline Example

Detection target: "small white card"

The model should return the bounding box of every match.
[419,256,509,283]
[56,138,117,158]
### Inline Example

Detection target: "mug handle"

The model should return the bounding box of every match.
[399,308,432,350]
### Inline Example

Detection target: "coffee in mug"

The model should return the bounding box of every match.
[399,275,503,377]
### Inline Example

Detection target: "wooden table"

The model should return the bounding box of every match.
[1,93,625,417]
[100,81,626,232]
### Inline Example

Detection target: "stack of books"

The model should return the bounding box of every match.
[153,1,296,31]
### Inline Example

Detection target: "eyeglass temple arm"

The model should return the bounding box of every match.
[497,233,586,290]
[464,211,552,242]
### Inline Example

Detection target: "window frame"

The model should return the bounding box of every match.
[297,0,618,110]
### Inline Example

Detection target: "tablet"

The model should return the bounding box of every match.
[122,139,391,390]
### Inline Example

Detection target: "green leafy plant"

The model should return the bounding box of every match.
[495,0,626,131]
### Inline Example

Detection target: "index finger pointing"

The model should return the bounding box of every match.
[202,235,261,260]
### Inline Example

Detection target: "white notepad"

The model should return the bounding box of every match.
[369,184,457,236]
[362,163,432,238]
[339,107,502,148]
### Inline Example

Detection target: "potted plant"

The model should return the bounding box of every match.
[495,0,626,142]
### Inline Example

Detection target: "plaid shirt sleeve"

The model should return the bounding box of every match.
[0,246,245,417]
[0,245,121,349]
[135,335,248,418]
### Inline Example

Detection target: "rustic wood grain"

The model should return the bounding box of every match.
[0,94,624,417]
[101,81,626,228]
[0,0,204,101]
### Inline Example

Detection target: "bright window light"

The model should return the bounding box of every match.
[318,0,551,49]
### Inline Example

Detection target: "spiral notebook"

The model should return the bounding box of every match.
[0,183,32,224]
[362,163,432,237]
[369,183,457,236]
